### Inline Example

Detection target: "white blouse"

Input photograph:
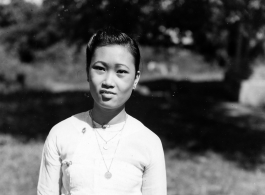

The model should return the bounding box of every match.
[37,111,167,195]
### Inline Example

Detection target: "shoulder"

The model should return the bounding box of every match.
[47,111,89,142]
[44,111,90,157]
[126,114,165,166]
[126,114,162,146]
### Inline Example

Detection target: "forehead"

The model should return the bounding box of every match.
[92,45,135,65]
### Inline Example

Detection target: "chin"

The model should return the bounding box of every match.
[97,101,125,110]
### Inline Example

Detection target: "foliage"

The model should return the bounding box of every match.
[40,0,265,68]
[0,0,265,73]
[0,0,62,62]
[0,0,37,27]
[162,0,265,70]
[41,0,171,46]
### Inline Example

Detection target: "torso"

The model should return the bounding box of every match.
[58,111,156,195]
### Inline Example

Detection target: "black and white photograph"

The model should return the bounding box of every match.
[1,0,265,194]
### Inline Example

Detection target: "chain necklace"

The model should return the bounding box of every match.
[90,110,127,179]
[89,110,125,150]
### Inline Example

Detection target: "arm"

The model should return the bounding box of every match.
[37,129,62,195]
[142,138,167,195]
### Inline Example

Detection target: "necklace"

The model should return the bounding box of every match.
[94,128,122,150]
[89,111,125,150]
[89,110,111,129]
[90,110,127,179]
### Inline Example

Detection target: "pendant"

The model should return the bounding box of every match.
[105,171,112,179]
[103,143,109,150]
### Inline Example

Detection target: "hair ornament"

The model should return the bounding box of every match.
[87,33,97,49]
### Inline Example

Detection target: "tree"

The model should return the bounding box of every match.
[0,0,63,62]
[41,0,170,46]
[1,0,265,72]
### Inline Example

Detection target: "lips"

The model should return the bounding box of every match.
[100,90,116,95]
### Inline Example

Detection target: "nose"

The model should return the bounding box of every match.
[102,72,114,88]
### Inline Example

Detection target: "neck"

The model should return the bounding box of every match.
[91,104,127,125]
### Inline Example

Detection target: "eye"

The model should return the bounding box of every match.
[117,70,128,74]
[92,66,105,72]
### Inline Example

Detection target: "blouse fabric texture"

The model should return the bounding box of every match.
[37,111,167,195]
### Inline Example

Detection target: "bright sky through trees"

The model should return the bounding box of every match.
[0,0,42,5]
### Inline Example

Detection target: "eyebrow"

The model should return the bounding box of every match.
[93,61,130,69]
[116,64,130,69]
[92,61,107,66]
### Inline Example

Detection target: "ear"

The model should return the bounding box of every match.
[133,71,141,89]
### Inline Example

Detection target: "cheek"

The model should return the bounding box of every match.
[89,76,100,96]
[89,72,102,85]
[119,80,134,94]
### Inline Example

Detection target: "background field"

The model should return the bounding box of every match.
[1,43,265,195]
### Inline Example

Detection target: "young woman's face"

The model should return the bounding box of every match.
[88,45,140,110]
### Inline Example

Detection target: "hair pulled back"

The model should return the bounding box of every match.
[86,27,140,76]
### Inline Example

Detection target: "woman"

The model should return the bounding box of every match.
[38,27,167,195]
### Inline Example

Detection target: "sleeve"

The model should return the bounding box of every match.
[37,128,62,195]
[141,137,167,195]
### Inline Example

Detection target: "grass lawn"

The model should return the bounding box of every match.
[166,150,265,195]
[0,135,43,195]
[1,135,265,195]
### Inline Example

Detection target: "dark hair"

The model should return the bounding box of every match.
[86,27,140,76]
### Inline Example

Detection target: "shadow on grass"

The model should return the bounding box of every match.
[1,78,265,170]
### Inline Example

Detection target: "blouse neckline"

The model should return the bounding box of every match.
[87,110,127,132]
